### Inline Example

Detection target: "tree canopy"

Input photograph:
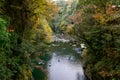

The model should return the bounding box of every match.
[0,0,57,79]
[70,0,120,80]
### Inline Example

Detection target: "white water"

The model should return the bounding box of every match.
[47,54,85,80]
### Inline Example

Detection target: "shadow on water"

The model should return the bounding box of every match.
[32,53,51,80]
[47,53,85,80]
[32,42,87,80]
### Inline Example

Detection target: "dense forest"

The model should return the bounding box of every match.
[0,0,57,80]
[0,0,120,80]
[72,0,120,80]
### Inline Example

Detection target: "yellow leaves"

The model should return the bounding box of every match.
[41,19,53,42]
[31,18,53,42]
[93,13,107,24]
[34,17,41,29]
[93,7,107,24]
[23,0,57,42]
[22,69,32,80]
[65,24,74,33]
[27,0,57,18]
[18,65,32,80]
[93,3,119,25]
[46,34,53,42]
[42,19,52,33]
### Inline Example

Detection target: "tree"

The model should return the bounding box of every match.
[52,0,77,33]
[0,0,57,79]
[71,0,120,80]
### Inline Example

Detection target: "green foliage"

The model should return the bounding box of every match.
[52,0,77,33]
[0,17,12,79]
[0,0,56,79]
[72,0,120,80]
[20,0,56,44]
[0,20,32,79]
[0,18,9,48]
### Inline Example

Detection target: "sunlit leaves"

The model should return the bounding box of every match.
[27,0,57,18]
[39,19,53,42]
[21,0,58,42]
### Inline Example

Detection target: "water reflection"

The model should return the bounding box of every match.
[32,43,86,80]
[47,53,85,80]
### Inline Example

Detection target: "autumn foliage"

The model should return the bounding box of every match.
[71,0,120,80]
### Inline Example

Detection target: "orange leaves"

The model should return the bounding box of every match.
[93,5,107,24]
[106,4,117,16]
[93,3,118,25]
[93,12,107,24]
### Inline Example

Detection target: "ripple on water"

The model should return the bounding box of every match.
[47,54,85,80]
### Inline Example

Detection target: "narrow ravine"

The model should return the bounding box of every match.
[32,41,87,80]
[47,42,86,80]
[48,53,85,80]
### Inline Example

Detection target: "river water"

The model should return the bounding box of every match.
[48,53,85,80]
[33,42,86,80]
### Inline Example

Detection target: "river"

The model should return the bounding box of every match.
[32,42,86,80]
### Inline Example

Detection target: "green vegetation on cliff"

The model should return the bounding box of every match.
[70,0,120,80]
[0,0,56,80]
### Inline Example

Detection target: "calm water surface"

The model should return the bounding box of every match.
[47,53,85,80]
[33,43,85,80]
